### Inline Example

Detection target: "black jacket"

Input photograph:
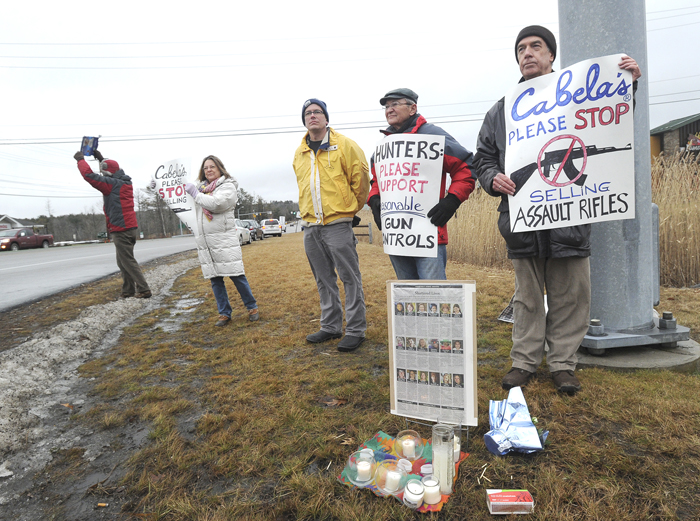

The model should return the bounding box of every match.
[474,97,591,259]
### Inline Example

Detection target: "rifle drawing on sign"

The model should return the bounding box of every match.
[510,142,632,195]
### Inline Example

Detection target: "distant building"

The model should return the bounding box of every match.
[0,215,44,231]
[650,112,700,158]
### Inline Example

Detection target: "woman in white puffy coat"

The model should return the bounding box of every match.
[185,155,259,327]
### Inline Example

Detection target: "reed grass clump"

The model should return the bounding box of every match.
[652,152,700,287]
[447,185,509,270]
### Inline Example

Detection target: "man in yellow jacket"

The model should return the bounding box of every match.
[293,98,370,352]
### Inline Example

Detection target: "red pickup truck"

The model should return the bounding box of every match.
[0,228,54,251]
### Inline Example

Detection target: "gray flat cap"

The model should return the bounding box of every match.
[380,88,418,106]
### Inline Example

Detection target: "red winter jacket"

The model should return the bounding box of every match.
[77,159,138,232]
[368,114,475,245]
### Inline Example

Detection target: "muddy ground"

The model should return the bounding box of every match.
[0,252,200,521]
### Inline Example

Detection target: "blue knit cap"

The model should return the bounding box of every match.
[302,98,329,124]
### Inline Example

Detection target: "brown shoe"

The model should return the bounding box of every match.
[502,368,534,390]
[248,308,259,322]
[215,315,231,327]
[552,370,581,395]
[134,290,152,299]
[120,293,134,299]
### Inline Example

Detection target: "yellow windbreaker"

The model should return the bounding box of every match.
[293,127,369,225]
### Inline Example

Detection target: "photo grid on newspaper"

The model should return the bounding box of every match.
[388,281,477,427]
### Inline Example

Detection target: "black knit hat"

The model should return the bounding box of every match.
[515,25,557,62]
[302,98,329,124]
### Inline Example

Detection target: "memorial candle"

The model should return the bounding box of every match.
[356,461,371,482]
[403,479,425,509]
[384,470,401,493]
[402,438,416,458]
[422,477,441,505]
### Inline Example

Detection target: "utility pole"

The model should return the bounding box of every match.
[558,0,689,352]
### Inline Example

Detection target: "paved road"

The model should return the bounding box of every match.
[0,236,196,312]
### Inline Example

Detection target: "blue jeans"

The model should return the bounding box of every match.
[389,245,447,280]
[210,275,257,318]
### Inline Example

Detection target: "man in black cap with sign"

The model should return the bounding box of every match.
[473,25,641,394]
[367,88,476,280]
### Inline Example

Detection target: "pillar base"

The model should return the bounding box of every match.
[581,317,690,351]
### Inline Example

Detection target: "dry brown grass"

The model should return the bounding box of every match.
[50,233,699,520]
[447,186,509,270]
[652,153,700,287]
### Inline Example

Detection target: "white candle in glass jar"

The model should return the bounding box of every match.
[422,477,441,504]
[384,470,401,493]
[356,461,371,481]
[454,434,461,462]
[432,446,453,494]
[402,438,416,458]
[403,480,425,508]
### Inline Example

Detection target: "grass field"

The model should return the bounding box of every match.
[26,232,700,520]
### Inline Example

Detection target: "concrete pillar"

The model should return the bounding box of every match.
[558,0,654,332]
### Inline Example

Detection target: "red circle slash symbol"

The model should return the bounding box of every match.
[537,135,587,187]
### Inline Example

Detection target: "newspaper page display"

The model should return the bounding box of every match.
[374,134,445,258]
[388,281,477,427]
[505,54,636,233]
[153,158,198,237]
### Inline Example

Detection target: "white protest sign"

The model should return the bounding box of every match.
[374,134,445,257]
[153,158,198,237]
[505,54,636,233]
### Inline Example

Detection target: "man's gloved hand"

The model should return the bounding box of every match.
[368,194,382,231]
[427,193,461,227]
[352,215,361,227]
[93,149,104,162]
[74,151,84,161]
[149,178,157,189]
[185,183,198,198]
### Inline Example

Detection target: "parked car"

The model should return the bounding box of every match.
[242,219,264,241]
[0,228,54,251]
[234,219,251,245]
[261,219,282,237]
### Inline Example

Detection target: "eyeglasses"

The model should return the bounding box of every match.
[304,110,324,117]
[384,101,413,110]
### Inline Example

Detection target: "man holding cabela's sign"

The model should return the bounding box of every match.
[150,158,198,237]
[474,25,641,395]
[368,88,475,280]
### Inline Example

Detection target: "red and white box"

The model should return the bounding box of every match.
[486,489,534,515]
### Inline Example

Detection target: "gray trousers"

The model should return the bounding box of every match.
[111,228,150,295]
[511,256,590,373]
[304,222,366,337]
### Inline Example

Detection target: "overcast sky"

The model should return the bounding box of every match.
[1,0,698,220]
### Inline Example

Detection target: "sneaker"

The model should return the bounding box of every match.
[120,293,134,299]
[501,368,534,390]
[337,335,365,352]
[215,315,231,327]
[306,330,342,343]
[552,370,581,394]
[134,290,152,299]
[248,308,259,322]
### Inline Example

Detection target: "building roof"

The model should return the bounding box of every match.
[650,112,700,135]
[0,215,39,229]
